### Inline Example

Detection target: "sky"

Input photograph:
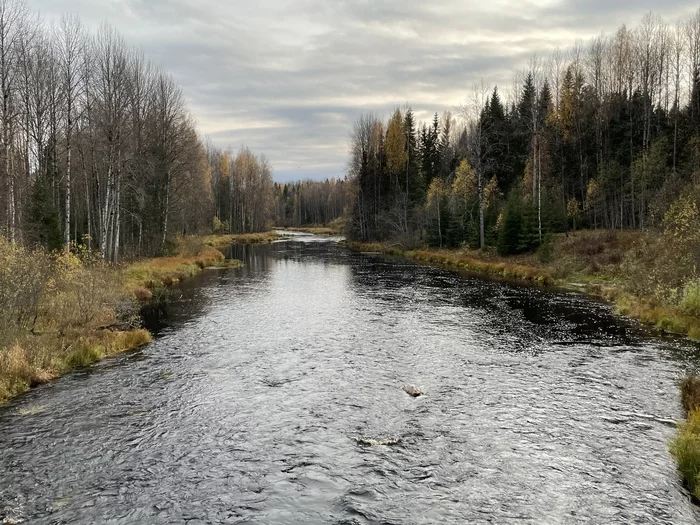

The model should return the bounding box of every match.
[29,0,700,182]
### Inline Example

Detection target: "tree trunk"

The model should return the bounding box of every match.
[65,123,72,250]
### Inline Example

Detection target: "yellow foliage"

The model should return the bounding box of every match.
[483,176,501,208]
[452,160,477,200]
[385,109,407,176]
[567,198,581,218]
[665,189,700,250]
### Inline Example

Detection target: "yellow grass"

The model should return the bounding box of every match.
[123,242,243,300]
[671,408,700,499]
[276,224,343,235]
[672,378,700,499]
[0,234,245,405]
[613,292,700,340]
[203,231,284,248]
[124,247,222,296]
[0,329,152,404]
[349,242,555,285]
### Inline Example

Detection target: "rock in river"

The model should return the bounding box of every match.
[404,385,423,397]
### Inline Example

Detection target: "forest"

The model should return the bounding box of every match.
[347,9,700,257]
[0,0,277,262]
[273,179,347,228]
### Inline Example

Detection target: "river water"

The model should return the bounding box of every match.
[2,235,700,524]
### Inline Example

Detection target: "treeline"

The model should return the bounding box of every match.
[273,179,347,227]
[347,9,700,254]
[206,145,275,235]
[0,0,273,260]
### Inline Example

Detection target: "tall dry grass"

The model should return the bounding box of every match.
[123,236,240,300]
[0,238,151,403]
[202,231,283,249]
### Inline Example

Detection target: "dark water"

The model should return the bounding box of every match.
[2,235,700,524]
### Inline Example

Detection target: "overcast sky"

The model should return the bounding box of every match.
[29,0,699,182]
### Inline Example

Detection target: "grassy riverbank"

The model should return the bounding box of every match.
[275,219,345,236]
[349,229,700,341]
[671,377,700,499]
[350,241,555,285]
[203,231,285,249]
[125,237,242,301]
[0,238,153,403]
[0,233,252,404]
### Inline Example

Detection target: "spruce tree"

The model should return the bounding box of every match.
[497,188,524,255]
[27,177,63,251]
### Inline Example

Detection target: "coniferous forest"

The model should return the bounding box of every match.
[346,10,700,256]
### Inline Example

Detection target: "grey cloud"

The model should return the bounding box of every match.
[29,0,700,181]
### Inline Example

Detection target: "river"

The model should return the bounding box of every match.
[1,234,699,524]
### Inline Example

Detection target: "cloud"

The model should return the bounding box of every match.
[29,0,700,181]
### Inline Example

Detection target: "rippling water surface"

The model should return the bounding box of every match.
[2,235,700,524]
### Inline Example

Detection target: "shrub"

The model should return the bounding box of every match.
[537,233,555,263]
[0,238,52,333]
[212,216,223,234]
[48,250,132,331]
[178,236,206,257]
[162,237,178,256]
[681,279,700,318]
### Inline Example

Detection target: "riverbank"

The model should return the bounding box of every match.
[0,239,153,404]
[274,219,345,236]
[275,226,342,236]
[349,241,556,285]
[671,377,700,499]
[0,232,259,404]
[348,229,700,342]
[125,238,242,301]
[203,231,286,249]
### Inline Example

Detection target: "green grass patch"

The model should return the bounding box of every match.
[671,407,700,499]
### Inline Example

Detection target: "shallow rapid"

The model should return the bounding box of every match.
[2,235,699,524]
